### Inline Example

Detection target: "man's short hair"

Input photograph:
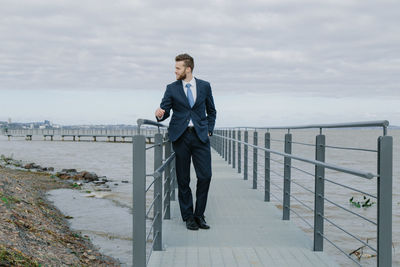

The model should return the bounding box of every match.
[175,53,194,72]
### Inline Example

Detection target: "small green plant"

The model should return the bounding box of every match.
[0,244,39,266]
[349,196,375,208]
[0,192,20,205]
[1,196,8,204]
[71,183,81,189]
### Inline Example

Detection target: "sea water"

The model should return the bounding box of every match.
[0,129,398,266]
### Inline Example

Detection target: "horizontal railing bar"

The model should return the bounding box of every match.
[163,203,170,218]
[214,134,377,179]
[291,179,315,195]
[163,191,170,203]
[319,232,362,267]
[287,205,314,229]
[145,212,160,242]
[153,153,176,176]
[270,169,284,179]
[145,223,154,245]
[270,158,285,165]
[270,181,283,191]
[146,231,160,265]
[145,179,158,193]
[145,194,160,218]
[291,165,314,177]
[322,195,377,226]
[321,214,377,253]
[324,177,377,199]
[290,141,315,147]
[324,144,377,153]
[270,138,285,143]
[137,119,167,129]
[221,120,389,130]
[145,144,159,150]
[290,194,314,212]
[146,248,153,266]
[270,191,283,204]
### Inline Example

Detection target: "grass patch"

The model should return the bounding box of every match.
[0,192,21,205]
[0,244,39,267]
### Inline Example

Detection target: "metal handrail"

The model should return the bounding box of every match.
[211,122,392,266]
[214,134,377,179]
[153,152,176,178]
[324,144,378,153]
[324,177,377,199]
[132,119,177,267]
[137,119,167,134]
[320,232,363,267]
[227,120,389,134]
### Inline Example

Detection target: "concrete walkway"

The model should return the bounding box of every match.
[148,151,338,267]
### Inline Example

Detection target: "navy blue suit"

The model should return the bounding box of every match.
[157,78,216,220]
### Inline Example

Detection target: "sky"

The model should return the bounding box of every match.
[1,0,399,127]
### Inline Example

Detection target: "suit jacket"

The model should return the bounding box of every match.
[157,78,217,143]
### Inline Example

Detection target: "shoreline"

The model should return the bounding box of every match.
[0,165,121,266]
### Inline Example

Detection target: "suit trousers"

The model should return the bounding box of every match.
[172,127,212,221]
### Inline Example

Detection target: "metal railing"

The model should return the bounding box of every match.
[210,120,392,267]
[132,119,177,266]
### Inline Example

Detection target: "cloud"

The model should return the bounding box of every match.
[0,0,399,97]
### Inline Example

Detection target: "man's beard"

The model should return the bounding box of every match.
[177,70,187,80]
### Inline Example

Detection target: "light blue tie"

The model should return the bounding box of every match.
[186,83,194,108]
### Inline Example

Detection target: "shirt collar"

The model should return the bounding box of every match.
[183,77,195,88]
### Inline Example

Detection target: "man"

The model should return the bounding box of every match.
[155,53,217,230]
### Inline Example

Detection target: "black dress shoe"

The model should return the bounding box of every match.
[186,217,199,230]
[195,216,210,229]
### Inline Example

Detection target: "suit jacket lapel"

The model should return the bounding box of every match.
[193,78,202,108]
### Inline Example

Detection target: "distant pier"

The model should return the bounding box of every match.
[3,128,165,144]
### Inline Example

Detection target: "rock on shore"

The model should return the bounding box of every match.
[0,167,120,266]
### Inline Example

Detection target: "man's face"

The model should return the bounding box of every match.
[175,61,188,80]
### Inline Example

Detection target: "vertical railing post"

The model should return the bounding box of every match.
[232,130,236,169]
[222,130,225,158]
[220,130,225,158]
[377,135,393,267]
[224,130,228,161]
[153,133,163,251]
[228,130,232,165]
[314,134,325,251]
[171,152,177,202]
[244,130,248,180]
[220,130,223,157]
[215,130,218,154]
[215,133,218,152]
[264,132,270,202]
[253,131,258,189]
[283,133,292,220]
[238,130,241,173]
[132,135,146,267]
[164,134,172,219]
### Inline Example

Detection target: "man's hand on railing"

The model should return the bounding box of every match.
[155,108,165,120]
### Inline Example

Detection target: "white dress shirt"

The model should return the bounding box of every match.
[183,77,197,126]
[182,77,197,103]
